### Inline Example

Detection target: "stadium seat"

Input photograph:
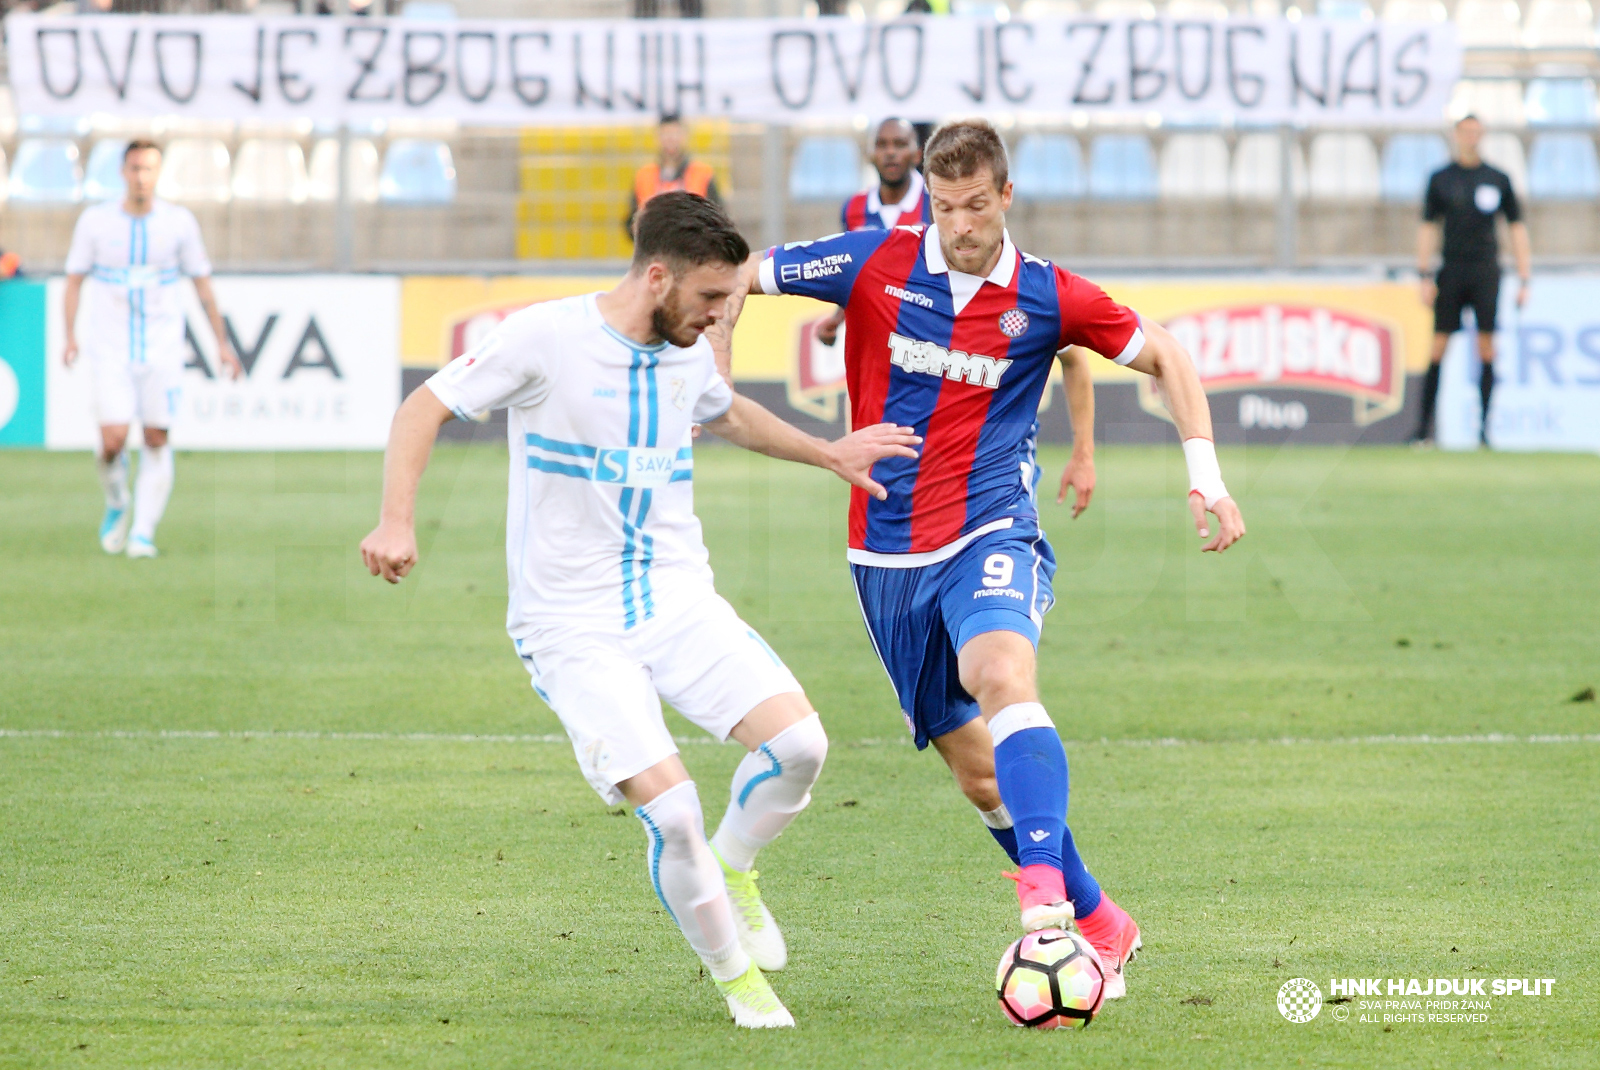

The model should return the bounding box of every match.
[1308,133,1381,199]
[1522,0,1594,45]
[84,139,128,202]
[1449,79,1527,126]
[1016,0,1080,14]
[1317,0,1374,18]
[232,139,309,203]
[5,138,83,204]
[1380,134,1451,200]
[156,138,232,203]
[788,136,860,201]
[1525,78,1596,125]
[402,0,457,16]
[1455,0,1523,45]
[1479,131,1530,194]
[1011,134,1085,199]
[1230,132,1307,199]
[1090,0,1155,16]
[307,138,383,203]
[379,139,457,204]
[1158,134,1230,199]
[1527,133,1600,197]
[1379,0,1447,18]
[1088,135,1158,200]
[1164,0,1230,14]
[951,0,1013,16]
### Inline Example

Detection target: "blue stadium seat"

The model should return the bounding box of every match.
[1011,134,1085,200]
[1526,133,1600,197]
[1525,78,1596,126]
[84,139,128,202]
[379,139,457,204]
[1318,0,1376,17]
[1088,135,1158,200]
[6,138,83,204]
[789,136,860,201]
[1380,134,1451,201]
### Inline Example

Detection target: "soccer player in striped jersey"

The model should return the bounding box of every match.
[747,119,1246,1000]
[359,192,919,1028]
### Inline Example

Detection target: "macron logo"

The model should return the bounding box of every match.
[888,331,1013,389]
[1029,829,1050,842]
[884,283,935,309]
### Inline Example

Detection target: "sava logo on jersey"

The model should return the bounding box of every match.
[887,332,1013,389]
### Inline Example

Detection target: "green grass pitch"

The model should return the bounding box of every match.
[2,443,1597,1069]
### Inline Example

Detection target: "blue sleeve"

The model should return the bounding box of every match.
[759,229,892,307]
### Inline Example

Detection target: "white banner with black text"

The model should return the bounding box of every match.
[5,13,1458,126]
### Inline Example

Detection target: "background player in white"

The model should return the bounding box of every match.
[358,192,919,1028]
[62,140,240,557]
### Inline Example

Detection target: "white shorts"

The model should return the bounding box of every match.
[516,592,804,806]
[89,356,183,429]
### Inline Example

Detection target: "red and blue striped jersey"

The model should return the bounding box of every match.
[842,171,934,232]
[759,225,1145,561]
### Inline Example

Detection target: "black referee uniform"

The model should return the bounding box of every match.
[1415,160,1521,442]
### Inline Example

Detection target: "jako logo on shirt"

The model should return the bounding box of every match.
[888,332,1013,388]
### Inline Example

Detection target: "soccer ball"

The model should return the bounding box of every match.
[995,928,1106,1029]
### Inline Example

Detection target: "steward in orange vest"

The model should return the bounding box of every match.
[626,114,722,238]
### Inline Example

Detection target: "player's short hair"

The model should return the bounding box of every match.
[1457,113,1482,126]
[659,113,683,127]
[123,139,162,162]
[632,190,749,274]
[923,119,1009,191]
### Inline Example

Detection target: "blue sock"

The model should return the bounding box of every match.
[991,716,1069,872]
[986,823,1021,865]
[1061,825,1102,918]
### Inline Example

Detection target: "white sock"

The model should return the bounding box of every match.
[97,450,130,510]
[978,802,1014,830]
[710,713,829,873]
[130,444,174,543]
[637,781,749,982]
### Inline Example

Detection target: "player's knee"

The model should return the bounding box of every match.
[102,429,128,456]
[960,652,1033,708]
[954,770,1002,811]
[637,780,705,856]
[765,711,828,788]
[143,428,169,448]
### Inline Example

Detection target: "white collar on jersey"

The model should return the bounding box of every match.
[923,225,1017,315]
[865,169,925,227]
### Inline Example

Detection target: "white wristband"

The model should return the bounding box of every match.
[1182,437,1229,511]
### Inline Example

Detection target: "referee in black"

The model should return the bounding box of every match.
[1413,115,1532,446]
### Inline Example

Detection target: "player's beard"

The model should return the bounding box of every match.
[650,282,708,349]
[943,230,1003,275]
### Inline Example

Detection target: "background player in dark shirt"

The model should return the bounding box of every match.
[1414,115,1533,446]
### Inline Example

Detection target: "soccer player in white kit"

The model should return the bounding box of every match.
[359,192,920,1028]
[62,140,240,557]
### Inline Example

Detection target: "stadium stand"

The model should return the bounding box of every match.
[156,139,232,203]
[1481,130,1531,193]
[1450,79,1529,126]
[307,139,383,204]
[1456,0,1525,45]
[1308,133,1383,199]
[0,148,7,205]
[1521,0,1595,45]
[232,139,310,204]
[84,140,129,203]
[1090,0,1156,17]
[1380,134,1451,200]
[1380,0,1447,19]
[6,139,83,205]
[1527,132,1600,196]
[1012,134,1086,200]
[1230,132,1308,200]
[1088,135,1158,201]
[1164,0,1231,16]
[1158,134,1231,200]
[1526,78,1597,124]
[379,139,457,204]
[1318,0,1376,19]
[788,136,861,201]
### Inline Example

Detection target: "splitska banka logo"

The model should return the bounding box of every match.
[887,332,1013,389]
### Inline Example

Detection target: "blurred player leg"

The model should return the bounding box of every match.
[127,366,181,556]
[90,356,136,553]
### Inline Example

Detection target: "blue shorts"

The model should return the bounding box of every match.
[850,524,1056,749]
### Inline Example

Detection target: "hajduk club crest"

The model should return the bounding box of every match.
[998,309,1030,338]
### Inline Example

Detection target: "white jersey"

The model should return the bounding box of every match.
[425,293,735,639]
[65,198,212,366]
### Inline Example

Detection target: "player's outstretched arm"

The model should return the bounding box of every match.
[702,394,920,501]
[1124,323,1246,552]
[1055,347,1096,518]
[360,385,454,583]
